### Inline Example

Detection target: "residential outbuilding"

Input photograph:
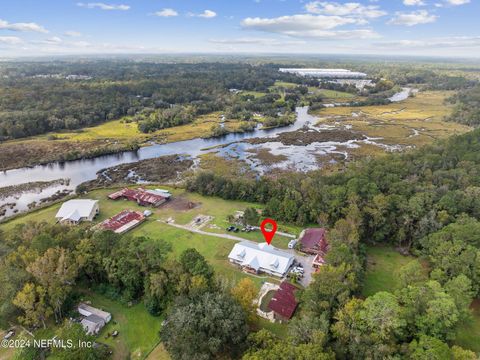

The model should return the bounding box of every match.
[78,303,111,335]
[55,199,99,225]
[228,241,294,277]
[299,228,328,254]
[108,188,167,207]
[268,281,298,321]
[99,210,146,234]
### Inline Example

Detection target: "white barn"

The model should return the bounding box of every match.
[55,199,99,225]
[228,241,294,277]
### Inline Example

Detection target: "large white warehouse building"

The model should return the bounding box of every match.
[279,68,367,79]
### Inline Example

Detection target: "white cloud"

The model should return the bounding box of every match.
[43,37,63,44]
[446,0,470,5]
[388,10,437,26]
[64,31,82,37]
[435,0,470,7]
[209,37,306,46]
[403,0,426,5]
[375,36,480,49]
[76,2,130,11]
[243,14,355,31]
[0,19,48,33]
[241,14,379,39]
[305,2,387,18]
[188,10,217,18]
[0,36,23,45]
[153,8,178,17]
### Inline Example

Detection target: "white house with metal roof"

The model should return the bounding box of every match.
[228,241,294,277]
[55,199,99,225]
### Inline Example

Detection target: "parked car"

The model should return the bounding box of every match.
[288,239,298,249]
[290,266,304,274]
[3,329,15,340]
[226,226,235,232]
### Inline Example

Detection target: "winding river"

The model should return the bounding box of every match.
[0,107,319,218]
[0,89,414,219]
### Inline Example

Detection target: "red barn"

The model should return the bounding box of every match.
[108,188,166,207]
[299,228,328,256]
[268,281,298,321]
[100,210,145,234]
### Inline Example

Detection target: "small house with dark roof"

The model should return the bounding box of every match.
[268,281,298,321]
[299,228,328,255]
[78,303,111,335]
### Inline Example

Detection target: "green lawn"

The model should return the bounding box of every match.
[146,343,171,360]
[0,328,16,360]
[273,81,298,88]
[455,299,480,354]
[362,245,420,297]
[259,290,276,312]
[74,291,162,360]
[241,90,267,98]
[317,89,355,99]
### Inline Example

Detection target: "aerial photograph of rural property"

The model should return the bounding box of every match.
[1,0,480,359]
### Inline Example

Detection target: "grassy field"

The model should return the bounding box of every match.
[146,343,171,360]
[362,245,420,297]
[455,300,480,354]
[0,111,232,171]
[273,81,298,89]
[0,329,16,360]
[317,89,356,99]
[35,112,226,144]
[78,291,163,360]
[314,91,471,152]
[242,90,267,98]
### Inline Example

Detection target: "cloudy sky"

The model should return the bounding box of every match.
[0,0,479,57]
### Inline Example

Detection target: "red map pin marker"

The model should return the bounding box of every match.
[260,218,277,245]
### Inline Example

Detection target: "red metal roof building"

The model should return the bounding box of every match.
[108,188,167,207]
[299,228,328,256]
[268,281,298,321]
[100,210,145,234]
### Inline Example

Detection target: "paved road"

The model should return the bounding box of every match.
[162,221,248,241]
[161,220,314,286]
[252,226,296,239]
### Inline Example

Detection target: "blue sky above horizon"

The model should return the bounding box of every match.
[0,0,479,58]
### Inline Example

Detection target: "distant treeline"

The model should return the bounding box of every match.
[0,62,303,140]
[448,85,480,126]
[1,60,479,140]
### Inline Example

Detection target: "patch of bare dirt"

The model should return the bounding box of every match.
[246,129,365,146]
[163,196,200,211]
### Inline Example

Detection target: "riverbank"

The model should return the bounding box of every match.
[78,155,194,191]
[0,138,140,172]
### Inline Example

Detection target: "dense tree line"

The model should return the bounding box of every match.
[0,61,303,139]
[448,85,480,126]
